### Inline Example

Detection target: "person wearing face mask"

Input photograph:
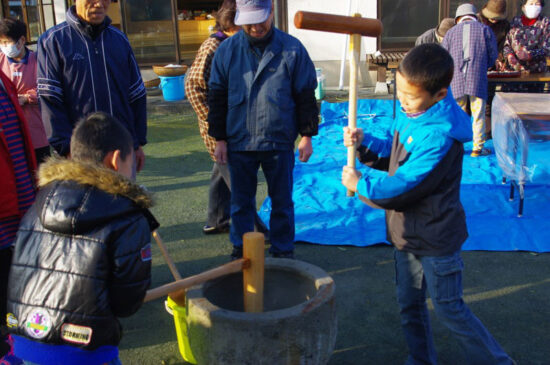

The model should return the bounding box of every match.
[503,0,550,73]
[207,0,319,260]
[0,18,50,164]
[37,0,147,178]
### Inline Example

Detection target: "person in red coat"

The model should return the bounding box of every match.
[0,69,36,360]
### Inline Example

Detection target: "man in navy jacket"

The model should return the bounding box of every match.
[37,0,147,173]
[208,0,319,259]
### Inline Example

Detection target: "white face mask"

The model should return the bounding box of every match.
[0,40,22,58]
[524,5,542,19]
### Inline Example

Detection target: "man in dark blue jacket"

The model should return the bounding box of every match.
[37,0,147,174]
[207,0,319,259]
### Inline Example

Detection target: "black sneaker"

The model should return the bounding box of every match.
[230,246,243,261]
[271,251,295,259]
[202,224,230,235]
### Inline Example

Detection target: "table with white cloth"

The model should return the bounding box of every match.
[491,92,550,216]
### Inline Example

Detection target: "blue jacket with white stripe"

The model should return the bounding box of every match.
[37,7,146,156]
[355,91,472,256]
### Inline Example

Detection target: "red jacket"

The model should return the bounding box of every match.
[0,70,37,220]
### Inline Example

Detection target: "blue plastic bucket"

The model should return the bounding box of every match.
[159,75,185,101]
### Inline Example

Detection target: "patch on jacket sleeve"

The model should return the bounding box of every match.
[25,309,52,339]
[61,323,93,345]
[6,313,18,328]
[407,136,413,144]
[141,243,152,261]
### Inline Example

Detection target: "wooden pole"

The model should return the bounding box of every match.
[153,231,182,280]
[347,13,362,197]
[294,11,382,37]
[243,232,265,312]
[144,258,249,306]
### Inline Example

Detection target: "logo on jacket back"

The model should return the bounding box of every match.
[72,52,85,61]
[6,313,18,328]
[141,243,152,261]
[61,323,93,345]
[25,309,52,339]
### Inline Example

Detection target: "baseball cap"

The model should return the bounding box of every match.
[234,0,272,26]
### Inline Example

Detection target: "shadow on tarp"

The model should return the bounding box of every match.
[259,99,550,252]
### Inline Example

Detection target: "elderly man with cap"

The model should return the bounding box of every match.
[207,0,319,260]
[442,3,498,157]
[415,18,455,46]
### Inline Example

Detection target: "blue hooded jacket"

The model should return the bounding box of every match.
[355,91,472,256]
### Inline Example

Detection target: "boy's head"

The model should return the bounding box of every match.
[70,112,134,179]
[396,43,453,114]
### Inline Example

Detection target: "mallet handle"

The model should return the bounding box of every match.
[347,17,361,197]
[294,11,382,37]
[144,258,250,305]
[153,230,182,281]
[243,232,265,313]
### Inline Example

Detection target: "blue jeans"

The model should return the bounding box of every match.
[227,150,294,253]
[394,250,513,365]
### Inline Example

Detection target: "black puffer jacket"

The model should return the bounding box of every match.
[7,157,153,350]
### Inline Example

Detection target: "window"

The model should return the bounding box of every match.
[4,0,57,43]
[379,0,440,50]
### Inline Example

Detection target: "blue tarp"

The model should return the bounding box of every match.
[259,99,550,252]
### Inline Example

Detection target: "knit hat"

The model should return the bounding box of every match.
[234,0,271,26]
[436,18,455,37]
[455,3,478,20]
[481,0,507,20]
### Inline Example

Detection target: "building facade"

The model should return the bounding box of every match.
[1,0,543,85]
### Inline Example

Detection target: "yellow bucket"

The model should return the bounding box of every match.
[165,297,196,364]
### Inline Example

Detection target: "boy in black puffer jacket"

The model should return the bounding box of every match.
[6,112,154,364]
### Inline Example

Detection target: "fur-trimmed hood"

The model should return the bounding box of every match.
[38,156,153,208]
[35,157,154,235]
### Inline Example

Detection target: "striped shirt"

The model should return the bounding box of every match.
[0,86,35,249]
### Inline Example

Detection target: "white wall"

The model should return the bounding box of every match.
[287,0,377,61]
[54,0,67,24]
[287,0,378,87]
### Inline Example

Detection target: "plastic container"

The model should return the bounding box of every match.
[165,297,196,364]
[315,68,325,100]
[159,75,185,101]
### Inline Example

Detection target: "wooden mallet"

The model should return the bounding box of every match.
[294,11,383,196]
[144,232,265,312]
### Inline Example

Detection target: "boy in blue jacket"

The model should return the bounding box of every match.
[342,44,513,364]
[6,112,153,365]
